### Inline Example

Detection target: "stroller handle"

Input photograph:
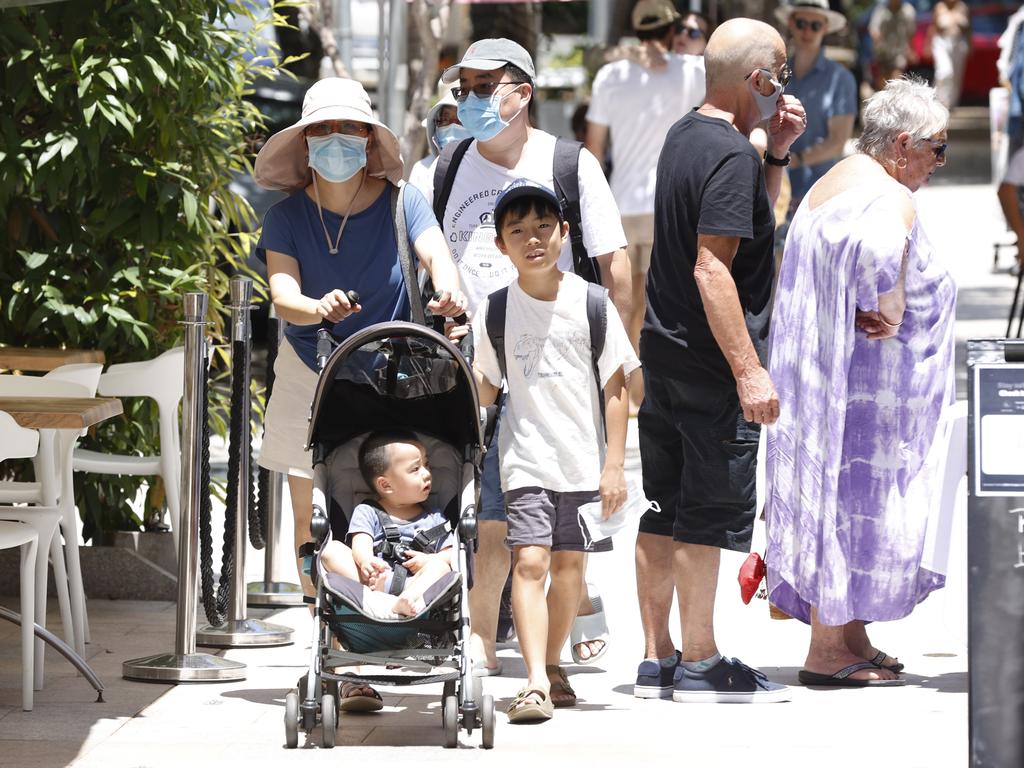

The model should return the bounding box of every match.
[430,291,474,366]
[316,290,361,371]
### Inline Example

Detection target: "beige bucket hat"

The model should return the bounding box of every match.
[254,77,403,191]
[774,0,847,34]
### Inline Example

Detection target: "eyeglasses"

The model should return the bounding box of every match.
[304,120,371,138]
[451,81,527,103]
[680,26,705,40]
[794,18,825,32]
[435,113,461,127]
[745,64,792,89]
[921,137,948,161]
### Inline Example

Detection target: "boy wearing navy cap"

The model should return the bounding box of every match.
[470,180,639,722]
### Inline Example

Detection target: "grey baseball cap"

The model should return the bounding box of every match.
[440,38,536,84]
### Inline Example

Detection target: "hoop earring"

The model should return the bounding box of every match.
[896,157,908,170]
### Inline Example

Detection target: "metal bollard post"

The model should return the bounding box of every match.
[123,292,246,682]
[196,278,293,647]
[248,310,304,607]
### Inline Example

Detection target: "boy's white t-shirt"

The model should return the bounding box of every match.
[417,130,627,313]
[472,272,640,493]
[587,53,706,217]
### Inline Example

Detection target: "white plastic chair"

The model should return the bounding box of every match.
[73,347,184,552]
[0,410,72,689]
[0,519,37,710]
[0,375,93,654]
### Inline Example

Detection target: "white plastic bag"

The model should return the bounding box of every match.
[579,474,659,540]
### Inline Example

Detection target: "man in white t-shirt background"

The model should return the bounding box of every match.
[586,0,706,412]
[420,37,631,679]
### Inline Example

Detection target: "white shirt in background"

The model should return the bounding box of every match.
[588,52,706,217]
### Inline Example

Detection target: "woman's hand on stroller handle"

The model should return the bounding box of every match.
[428,289,468,323]
[317,289,361,323]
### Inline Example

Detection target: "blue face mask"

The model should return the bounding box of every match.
[434,123,471,151]
[307,133,368,183]
[457,89,522,142]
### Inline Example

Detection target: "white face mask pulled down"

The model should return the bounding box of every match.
[750,73,783,122]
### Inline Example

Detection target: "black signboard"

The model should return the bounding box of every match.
[971,363,1024,496]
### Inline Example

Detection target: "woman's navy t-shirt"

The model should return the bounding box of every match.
[256,183,437,371]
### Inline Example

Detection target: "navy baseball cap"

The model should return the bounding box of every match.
[492,179,562,229]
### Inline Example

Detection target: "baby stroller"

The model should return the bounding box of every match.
[282,318,494,749]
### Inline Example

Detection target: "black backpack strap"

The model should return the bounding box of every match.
[552,137,601,285]
[586,281,608,439]
[410,521,452,553]
[391,181,426,327]
[432,137,474,224]
[484,287,510,384]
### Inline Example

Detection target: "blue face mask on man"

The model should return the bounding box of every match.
[434,123,472,151]
[307,133,368,183]
[457,86,523,143]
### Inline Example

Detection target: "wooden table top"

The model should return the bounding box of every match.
[0,347,105,372]
[0,396,123,430]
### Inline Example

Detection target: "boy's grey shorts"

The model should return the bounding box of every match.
[503,487,613,553]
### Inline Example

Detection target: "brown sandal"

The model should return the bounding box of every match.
[506,687,553,723]
[546,665,577,708]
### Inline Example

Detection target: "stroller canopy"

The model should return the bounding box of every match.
[307,322,483,459]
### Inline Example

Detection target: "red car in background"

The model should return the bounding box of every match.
[908,1,1019,104]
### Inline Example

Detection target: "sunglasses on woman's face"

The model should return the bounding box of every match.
[680,26,705,40]
[794,18,825,32]
[923,137,948,161]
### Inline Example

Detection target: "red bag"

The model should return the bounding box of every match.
[738,552,767,605]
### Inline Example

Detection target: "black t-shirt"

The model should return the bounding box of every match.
[641,111,775,386]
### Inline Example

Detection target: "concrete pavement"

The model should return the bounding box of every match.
[0,174,1017,766]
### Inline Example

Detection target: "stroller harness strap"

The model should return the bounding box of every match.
[366,501,453,596]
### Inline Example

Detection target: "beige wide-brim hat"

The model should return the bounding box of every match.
[775,0,847,34]
[254,77,403,191]
[420,87,459,156]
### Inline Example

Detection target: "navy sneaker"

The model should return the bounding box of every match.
[633,651,680,699]
[672,657,790,703]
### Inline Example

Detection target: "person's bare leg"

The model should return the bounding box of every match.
[637,531,676,659]
[288,475,314,597]
[468,520,510,672]
[627,265,646,413]
[319,541,360,582]
[674,542,720,662]
[804,610,898,681]
[512,545,551,696]
[548,551,586,665]
[843,619,901,669]
[394,558,452,616]
[572,553,604,661]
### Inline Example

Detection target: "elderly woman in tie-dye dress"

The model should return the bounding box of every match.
[764,78,955,688]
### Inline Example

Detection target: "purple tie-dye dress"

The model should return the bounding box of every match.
[764,179,956,626]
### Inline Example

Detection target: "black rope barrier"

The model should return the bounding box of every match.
[253,320,278,549]
[199,346,235,627]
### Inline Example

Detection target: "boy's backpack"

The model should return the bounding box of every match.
[431,136,602,286]
[484,280,609,435]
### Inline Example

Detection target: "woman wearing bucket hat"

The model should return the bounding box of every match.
[774,0,857,218]
[253,77,466,711]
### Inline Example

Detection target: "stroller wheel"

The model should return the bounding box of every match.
[321,693,337,749]
[480,694,495,750]
[441,681,456,724]
[442,694,459,748]
[324,678,340,710]
[284,691,300,749]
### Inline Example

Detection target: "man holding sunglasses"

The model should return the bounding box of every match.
[774,0,857,215]
[635,17,804,705]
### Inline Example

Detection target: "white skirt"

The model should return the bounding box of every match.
[257,340,318,479]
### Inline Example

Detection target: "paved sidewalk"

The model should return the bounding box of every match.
[0,180,1014,767]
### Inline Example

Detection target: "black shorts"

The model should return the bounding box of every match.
[638,369,758,552]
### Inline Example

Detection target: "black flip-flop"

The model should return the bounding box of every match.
[798,661,905,687]
[870,650,905,673]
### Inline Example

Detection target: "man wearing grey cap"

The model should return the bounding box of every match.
[423,37,631,685]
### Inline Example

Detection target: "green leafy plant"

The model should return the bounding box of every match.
[0,0,290,540]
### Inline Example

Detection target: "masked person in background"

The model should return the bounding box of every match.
[408,87,470,194]
[251,77,467,713]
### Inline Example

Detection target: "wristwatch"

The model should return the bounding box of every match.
[763,150,791,167]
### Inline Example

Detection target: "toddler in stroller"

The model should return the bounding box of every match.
[283,319,494,750]
[319,429,455,618]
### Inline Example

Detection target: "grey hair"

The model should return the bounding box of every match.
[856,76,949,160]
